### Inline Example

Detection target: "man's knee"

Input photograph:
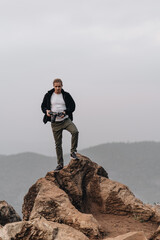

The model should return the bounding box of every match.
[72,129,79,136]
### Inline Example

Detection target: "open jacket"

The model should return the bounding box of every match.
[41,88,76,124]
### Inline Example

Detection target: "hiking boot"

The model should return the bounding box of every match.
[54,164,63,171]
[70,152,79,160]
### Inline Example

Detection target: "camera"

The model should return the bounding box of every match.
[49,111,66,123]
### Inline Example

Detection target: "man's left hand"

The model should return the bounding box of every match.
[60,111,66,118]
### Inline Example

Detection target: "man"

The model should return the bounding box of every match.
[41,78,79,171]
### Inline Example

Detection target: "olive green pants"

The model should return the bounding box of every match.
[51,118,79,165]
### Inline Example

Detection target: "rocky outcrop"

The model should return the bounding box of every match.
[105,231,147,240]
[21,154,160,239]
[1,154,160,239]
[0,201,21,226]
[0,217,89,240]
[23,154,160,223]
[22,155,105,239]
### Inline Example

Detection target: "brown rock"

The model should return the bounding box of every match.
[149,226,160,240]
[149,204,160,223]
[22,170,102,239]
[22,154,160,239]
[55,154,159,222]
[45,154,108,213]
[0,217,89,240]
[0,221,24,240]
[0,201,21,226]
[87,177,156,221]
[105,231,147,239]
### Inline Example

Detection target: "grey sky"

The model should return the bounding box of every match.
[0,0,160,156]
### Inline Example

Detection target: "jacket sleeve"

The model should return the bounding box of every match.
[65,93,76,115]
[41,93,48,114]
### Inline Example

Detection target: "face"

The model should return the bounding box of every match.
[54,82,63,94]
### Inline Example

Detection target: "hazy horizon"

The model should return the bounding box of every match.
[0,0,160,156]
[0,140,159,157]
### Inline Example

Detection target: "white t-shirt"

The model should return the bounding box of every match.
[50,93,68,122]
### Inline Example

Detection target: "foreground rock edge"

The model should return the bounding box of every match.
[0,217,89,240]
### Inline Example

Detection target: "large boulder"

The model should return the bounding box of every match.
[22,172,103,239]
[0,201,21,226]
[0,217,89,240]
[22,154,160,239]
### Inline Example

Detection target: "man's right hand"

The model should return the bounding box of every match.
[46,110,51,117]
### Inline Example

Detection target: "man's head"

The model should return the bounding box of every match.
[53,78,63,94]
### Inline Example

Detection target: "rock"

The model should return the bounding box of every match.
[87,176,156,221]
[0,217,89,240]
[60,154,159,222]
[48,154,160,222]
[0,201,21,226]
[22,154,160,239]
[0,221,24,240]
[149,225,160,240]
[105,231,147,240]
[148,204,160,223]
[22,155,107,239]
[22,175,102,239]
[45,153,108,213]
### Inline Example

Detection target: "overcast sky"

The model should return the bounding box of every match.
[0,0,160,156]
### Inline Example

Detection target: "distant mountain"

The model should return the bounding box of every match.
[0,142,160,217]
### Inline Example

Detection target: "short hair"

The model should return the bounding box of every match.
[53,78,63,86]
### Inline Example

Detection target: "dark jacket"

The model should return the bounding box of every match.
[41,88,76,124]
